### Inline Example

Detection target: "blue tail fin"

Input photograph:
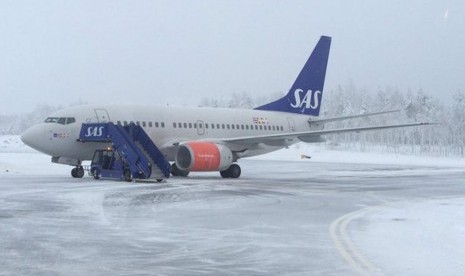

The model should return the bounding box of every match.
[255,36,331,116]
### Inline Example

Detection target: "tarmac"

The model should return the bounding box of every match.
[1,155,464,275]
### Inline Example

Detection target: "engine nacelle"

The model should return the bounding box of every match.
[175,142,233,171]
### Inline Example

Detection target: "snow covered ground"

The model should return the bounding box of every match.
[1,135,465,275]
[352,198,465,276]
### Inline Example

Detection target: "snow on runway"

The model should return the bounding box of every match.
[350,197,465,276]
[1,139,465,275]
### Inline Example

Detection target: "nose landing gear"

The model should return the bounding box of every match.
[71,166,85,178]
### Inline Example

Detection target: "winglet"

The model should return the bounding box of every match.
[255,36,331,116]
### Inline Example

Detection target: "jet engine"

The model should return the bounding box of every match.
[175,142,233,171]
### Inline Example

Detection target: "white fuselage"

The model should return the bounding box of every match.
[21,104,323,165]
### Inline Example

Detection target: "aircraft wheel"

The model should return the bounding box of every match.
[220,164,241,179]
[178,169,189,177]
[156,179,163,183]
[171,163,189,177]
[220,170,230,178]
[76,167,85,178]
[71,168,77,178]
[228,164,241,178]
[171,163,179,176]
[124,169,132,182]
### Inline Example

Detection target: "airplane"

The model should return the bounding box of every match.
[21,36,431,179]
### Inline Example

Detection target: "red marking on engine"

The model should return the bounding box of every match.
[188,142,221,171]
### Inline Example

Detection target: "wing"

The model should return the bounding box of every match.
[217,122,433,145]
[308,109,400,125]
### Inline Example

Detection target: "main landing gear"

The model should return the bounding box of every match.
[71,166,85,178]
[170,163,241,178]
[220,164,241,179]
[171,163,189,177]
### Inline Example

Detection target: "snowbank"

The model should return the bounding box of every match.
[0,135,68,175]
[0,135,34,153]
[249,143,465,168]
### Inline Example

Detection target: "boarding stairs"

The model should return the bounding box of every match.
[78,122,171,180]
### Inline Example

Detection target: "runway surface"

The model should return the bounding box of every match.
[1,153,465,275]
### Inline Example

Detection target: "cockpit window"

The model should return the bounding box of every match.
[66,117,76,124]
[57,117,66,125]
[45,117,59,123]
[44,117,76,125]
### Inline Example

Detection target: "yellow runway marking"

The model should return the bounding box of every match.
[330,195,463,275]
[330,205,385,276]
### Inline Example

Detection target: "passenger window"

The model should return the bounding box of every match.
[194,123,197,128]
[173,122,177,128]
[155,122,159,127]
[136,121,140,126]
[178,122,182,128]
[142,121,146,127]
[259,125,263,130]
[205,124,209,129]
[211,123,215,129]
[255,125,258,130]
[246,125,249,130]
[231,124,235,129]
[184,123,188,128]
[189,123,192,128]
[149,122,152,127]
[222,124,225,129]
[161,122,165,128]
[117,121,121,125]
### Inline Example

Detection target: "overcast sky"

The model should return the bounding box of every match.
[1,0,464,115]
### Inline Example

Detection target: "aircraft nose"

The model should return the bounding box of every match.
[21,125,46,152]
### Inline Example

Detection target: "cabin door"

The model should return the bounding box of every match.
[94,109,111,123]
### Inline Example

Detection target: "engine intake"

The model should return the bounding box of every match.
[175,142,233,171]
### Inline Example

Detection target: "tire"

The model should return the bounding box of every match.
[171,163,179,176]
[92,169,100,180]
[220,169,230,178]
[71,168,77,178]
[228,164,241,179]
[171,163,189,177]
[156,179,163,183]
[220,164,241,179]
[76,167,85,178]
[178,169,189,177]
[124,169,132,182]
